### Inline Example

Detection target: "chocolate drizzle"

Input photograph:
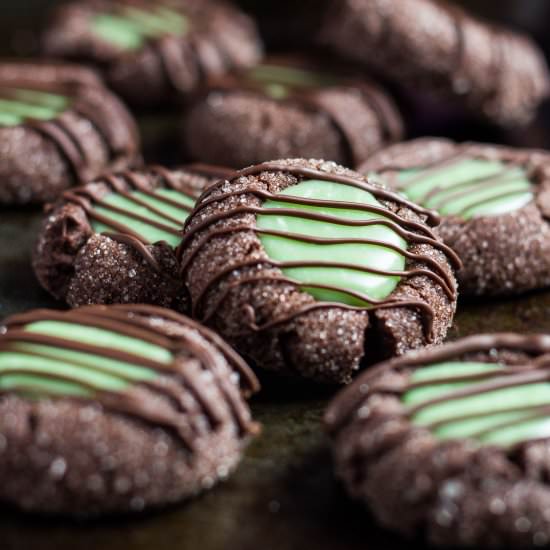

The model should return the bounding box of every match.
[0,305,260,451]
[86,0,260,101]
[0,70,139,184]
[180,162,460,342]
[62,165,225,273]
[208,58,403,167]
[372,148,535,219]
[326,333,550,450]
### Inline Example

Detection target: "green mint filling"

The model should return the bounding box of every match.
[91,7,188,50]
[0,88,70,127]
[394,159,533,219]
[256,179,407,306]
[0,320,171,399]
[248,64,342,100]
[403,362,550,447]
[91,189,194,247]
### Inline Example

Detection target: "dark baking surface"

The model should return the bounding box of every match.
[2,1,550,549]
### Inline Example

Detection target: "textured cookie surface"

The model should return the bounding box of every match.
[0,60,139,204]
[327,333,550,548]
[0,304,259,517]
[362,138,550,296]
[33,165,233,310]
[180,158,459,384]
[183,56,403,168]
[319,0,550,126]
[43,0,262,107]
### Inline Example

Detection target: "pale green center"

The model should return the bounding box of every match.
[391,159,533,219]
[91,188,194,246]
[0,320,171,399]
[256,179,407,306]
[248,64,342,100]
[404,362,550,447]
[0,88,70,127]
[91,6,188,50]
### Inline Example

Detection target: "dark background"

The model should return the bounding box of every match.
[2,2,550,550]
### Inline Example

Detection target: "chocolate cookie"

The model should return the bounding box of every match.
[180,159,459,384]
[318,0,550,127]
[0,60,139,205]
[33,164,233,311]
[43,0,263,108]
[0,304,259,517]
[361,138,550,296]
[182,55,403,169]
[326,333,550,548]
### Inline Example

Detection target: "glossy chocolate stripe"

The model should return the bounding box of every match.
[426,172,521,209]
[456,188,532,216]
[406,365,533,389]
[469,406,550,440]
[182,163,458,344]
[196,163,442,225]
[406,370,550,417]
[6,309,175,348]
[112,304,260,396]
[178,224,455,299]
[193,187,440,240]
[198,274,435,340]
[1,306,259,443]
[393,152,470,189]
[425,402,550,431]
[0,332,170,371]
[420,168,516,204]
[103,232,178,277]
[66,306,257,430]
[325,333,550,434]
[28,118,88,181]
[62,168,209,268]
[193,257,454,315]
[74,305,258,428]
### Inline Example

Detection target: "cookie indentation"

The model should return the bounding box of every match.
[0,87,70,127]
[404,361,550,447]
[393,157,534,219]
[257,179,407,306]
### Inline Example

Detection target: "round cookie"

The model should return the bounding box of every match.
[43,0,263,108]
[182,55,403,169]
[326,333,550,548]
[318,0,550,127]
[33,164,234,310]
[0,60,139,205]
[361,138,550,296]
[179,159,460,384]
[0,304,259,517]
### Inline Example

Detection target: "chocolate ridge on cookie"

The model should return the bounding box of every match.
[183,55,403,169]
[361,138,550,296]
[0,60,140,204]
[318,0,550,126]
[0,304,259,516]
[179,158,459,384]
[33,164,233,310]
[326,333,550,547]
[42,0,263,108]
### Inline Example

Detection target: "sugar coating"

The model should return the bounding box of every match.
[319,0,550,126]
[329,347,550,547]
[33,168,216,310]
[43,0,262,107]
[0,61,139,205]
[183,77,399,169]
[0,310,255,516]
[363,138,550,296]
[181,158,457,384]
